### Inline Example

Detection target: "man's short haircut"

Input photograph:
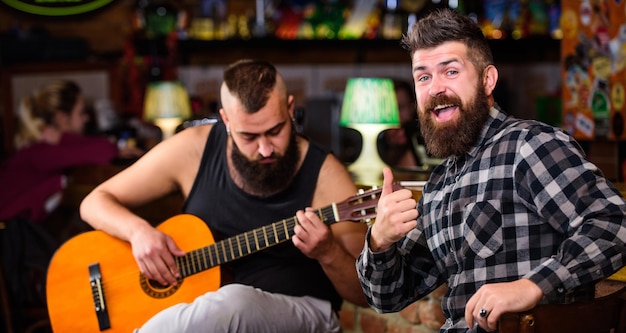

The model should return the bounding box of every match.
[401,8,494,72]
[223,59,278,113]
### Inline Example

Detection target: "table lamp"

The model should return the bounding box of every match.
[143,81,192,140]
[340,77,400,185]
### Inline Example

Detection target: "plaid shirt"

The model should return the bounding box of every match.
[357,107,626,333]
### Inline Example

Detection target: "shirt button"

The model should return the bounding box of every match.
[557,288,564,293]
[376,260,382,265]
[595,270,602,275]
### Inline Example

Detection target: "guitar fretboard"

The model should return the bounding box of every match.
[175,204,337,278]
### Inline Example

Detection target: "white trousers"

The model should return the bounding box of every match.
[134,284,341,333]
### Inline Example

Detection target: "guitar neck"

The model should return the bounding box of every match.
[175,204,338,278]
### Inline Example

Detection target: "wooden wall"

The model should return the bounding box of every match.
[0,0,259,56]
[0,0,136,55]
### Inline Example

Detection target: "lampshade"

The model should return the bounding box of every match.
[340,78,400,126]
[340,78,400,185]
[144,81,192,140]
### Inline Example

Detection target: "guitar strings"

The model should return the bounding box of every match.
[178,216,300,276]
[176,206,337,276]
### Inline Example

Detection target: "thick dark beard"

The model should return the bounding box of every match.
[230,131,300,197]
[418,81,491,158]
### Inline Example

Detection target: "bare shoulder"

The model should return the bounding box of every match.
[311,153,357,208]
[142,124,210,165]
[108,124,213,198]
[175,123,213,148]
[315,153,368,254]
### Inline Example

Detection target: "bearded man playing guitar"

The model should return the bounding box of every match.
[58,59,370,332]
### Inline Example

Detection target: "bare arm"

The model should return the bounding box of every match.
[293,153,369,307]
[79,125,210,286]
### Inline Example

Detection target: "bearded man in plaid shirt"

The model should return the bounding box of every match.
[357,8,626,333]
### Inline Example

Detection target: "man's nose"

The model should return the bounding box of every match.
[258,137,274,157]
[428,76,446,97]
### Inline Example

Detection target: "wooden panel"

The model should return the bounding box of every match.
[0,1,135,55]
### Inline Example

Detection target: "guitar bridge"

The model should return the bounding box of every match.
[89,263,111,331]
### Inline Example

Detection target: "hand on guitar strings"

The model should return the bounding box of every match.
[131,225,186,286]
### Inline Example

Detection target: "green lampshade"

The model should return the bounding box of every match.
[143,81,192,140]
[143,81,192,121]
[339,78,400,126]
[339,77,401,185]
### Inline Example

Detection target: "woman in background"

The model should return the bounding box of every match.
[0,80,142,224]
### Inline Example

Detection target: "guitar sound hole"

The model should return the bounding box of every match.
[140,275,183,298]
[148,280,169,289]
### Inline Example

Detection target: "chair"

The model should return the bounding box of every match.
[0,221,52,333]
[498,286,626,333]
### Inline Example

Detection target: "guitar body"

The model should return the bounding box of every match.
[46,214,221,332]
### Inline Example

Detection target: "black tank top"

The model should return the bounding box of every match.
[183,122,342,311]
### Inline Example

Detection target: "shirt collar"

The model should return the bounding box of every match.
[464,105,508,157]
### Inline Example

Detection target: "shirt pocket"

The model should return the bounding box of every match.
[460,200,504,259]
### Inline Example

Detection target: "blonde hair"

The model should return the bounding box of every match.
[14,80,81,149]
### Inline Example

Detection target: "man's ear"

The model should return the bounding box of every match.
[287,95,295,119]
[219,108,229,127]
[482,65,498,96]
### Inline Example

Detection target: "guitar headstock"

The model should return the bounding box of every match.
[335,184,403,225]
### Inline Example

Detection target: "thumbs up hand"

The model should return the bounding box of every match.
[369,168,419,252]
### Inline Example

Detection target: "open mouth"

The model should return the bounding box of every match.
[432,104,457,122]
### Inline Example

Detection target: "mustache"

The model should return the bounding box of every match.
[256,152,278,161]
[423,94,463,112]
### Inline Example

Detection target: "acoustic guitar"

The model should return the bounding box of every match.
[46,186,390,332]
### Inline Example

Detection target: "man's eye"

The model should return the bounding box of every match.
[241,135,256,141]
[269,129,282,136]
